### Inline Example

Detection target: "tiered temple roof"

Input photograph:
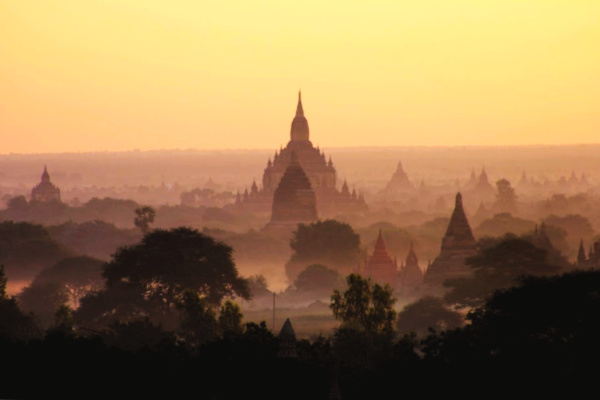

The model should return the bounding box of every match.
[425,192,477,287]
[263,152,318,232]
[364,230,398,287]
[31,166,61,203]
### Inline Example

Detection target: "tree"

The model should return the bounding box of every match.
[396,296,463,336]
[287,219,362,280]
[423,270,600,386]
[0,265,41,340]
[330,274,396,337]
[218,300,244,335]
[134,206,156,235]
[294,264,344,295]
[0,221,75,280]
[31,256,105,306]
[176,289,218,345]
[444,235,561,307]
[494,178,517,214]
[18,282,69,329]
[77,227,250,327]
[51,304,76,333]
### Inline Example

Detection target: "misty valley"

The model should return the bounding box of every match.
[2,142,600,398]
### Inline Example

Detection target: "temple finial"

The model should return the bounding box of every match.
[296,90,304,116]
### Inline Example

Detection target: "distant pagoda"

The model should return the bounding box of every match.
[399,242,423,293]
[424,192,477,286]
[277,318,298,358]
[31,166,61,203]
[382,160,415,200]
[363,230,398,287]
[236,92,367,215]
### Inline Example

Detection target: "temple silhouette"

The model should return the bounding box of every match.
[30,166,61,203]
[361,230,423,294]
[263,151,318,232]
[235,92,367,216]
[424,192,477,286]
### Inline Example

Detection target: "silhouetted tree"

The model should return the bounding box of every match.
[294,264,344,295]
[424,270,600,388]
[287,219,361,280]
[247,274,271,298]
[218,300,243,335]
[0,265,41,340]
[177,289,218,345]
[77,227,249,328]
[494,178,517,214]
[31,256,104,306]
[0,221,75,280]
[444,235,561,307]
[51,304,75,334]
[396,296,463,335]
[134,205,155,234]
[330,274,396,337]
[18,282,69,328]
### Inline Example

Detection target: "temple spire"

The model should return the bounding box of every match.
[296,90,304,116]
[290,91,309,141]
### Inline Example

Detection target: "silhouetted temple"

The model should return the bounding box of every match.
[578,239,600,268]
[31,166,61,203]
[363,230,398,287]
[382,160,415,200]
[399,242,423,293]
[237,92,367,215]
[263,152,318,232]
[277,318,298,358]
[424,192,477,286]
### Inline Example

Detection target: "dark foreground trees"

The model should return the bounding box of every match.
[77,227,250,328]
[444,235,562,307]
[330,273,396,337]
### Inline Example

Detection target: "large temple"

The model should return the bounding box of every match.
[263,152,318,232]
[236,92,367,216]
[31,166,61,203]
[424,192,477,287]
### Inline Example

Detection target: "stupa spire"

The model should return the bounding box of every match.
[290,91,309,142]
[296,90,304,116]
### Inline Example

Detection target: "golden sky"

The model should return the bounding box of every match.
[1,1,599,153]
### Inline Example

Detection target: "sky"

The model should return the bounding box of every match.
[1,1,599,153]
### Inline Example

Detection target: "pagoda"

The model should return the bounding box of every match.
[263,152,318,232]
[381,160,415,201]
[399,242,423,293]
[237,92,366,215]
[424,192,477,286]
[31,166,61,203]
[363,230,398,287]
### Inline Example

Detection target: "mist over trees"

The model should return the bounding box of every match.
[3,147,600,396]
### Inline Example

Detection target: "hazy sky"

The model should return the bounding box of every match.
[1,1,599,153]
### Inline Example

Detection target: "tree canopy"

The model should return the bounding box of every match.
[294,264,344,295]
[396,296,463,336]
[134,206,156,234]
[444,235,562,307]
[77,227,250,328]
[287,219,361,280]
[330,274,396,337]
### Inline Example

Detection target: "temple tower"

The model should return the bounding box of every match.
[31,166,61,203]
[424,192,477,286]
[290,91,309,142]
[277,318,298,358]
[263,152,318,232]
[400,242,423,292]
[363,230,398,287]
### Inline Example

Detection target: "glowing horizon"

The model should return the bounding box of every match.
[1,1,599,154]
